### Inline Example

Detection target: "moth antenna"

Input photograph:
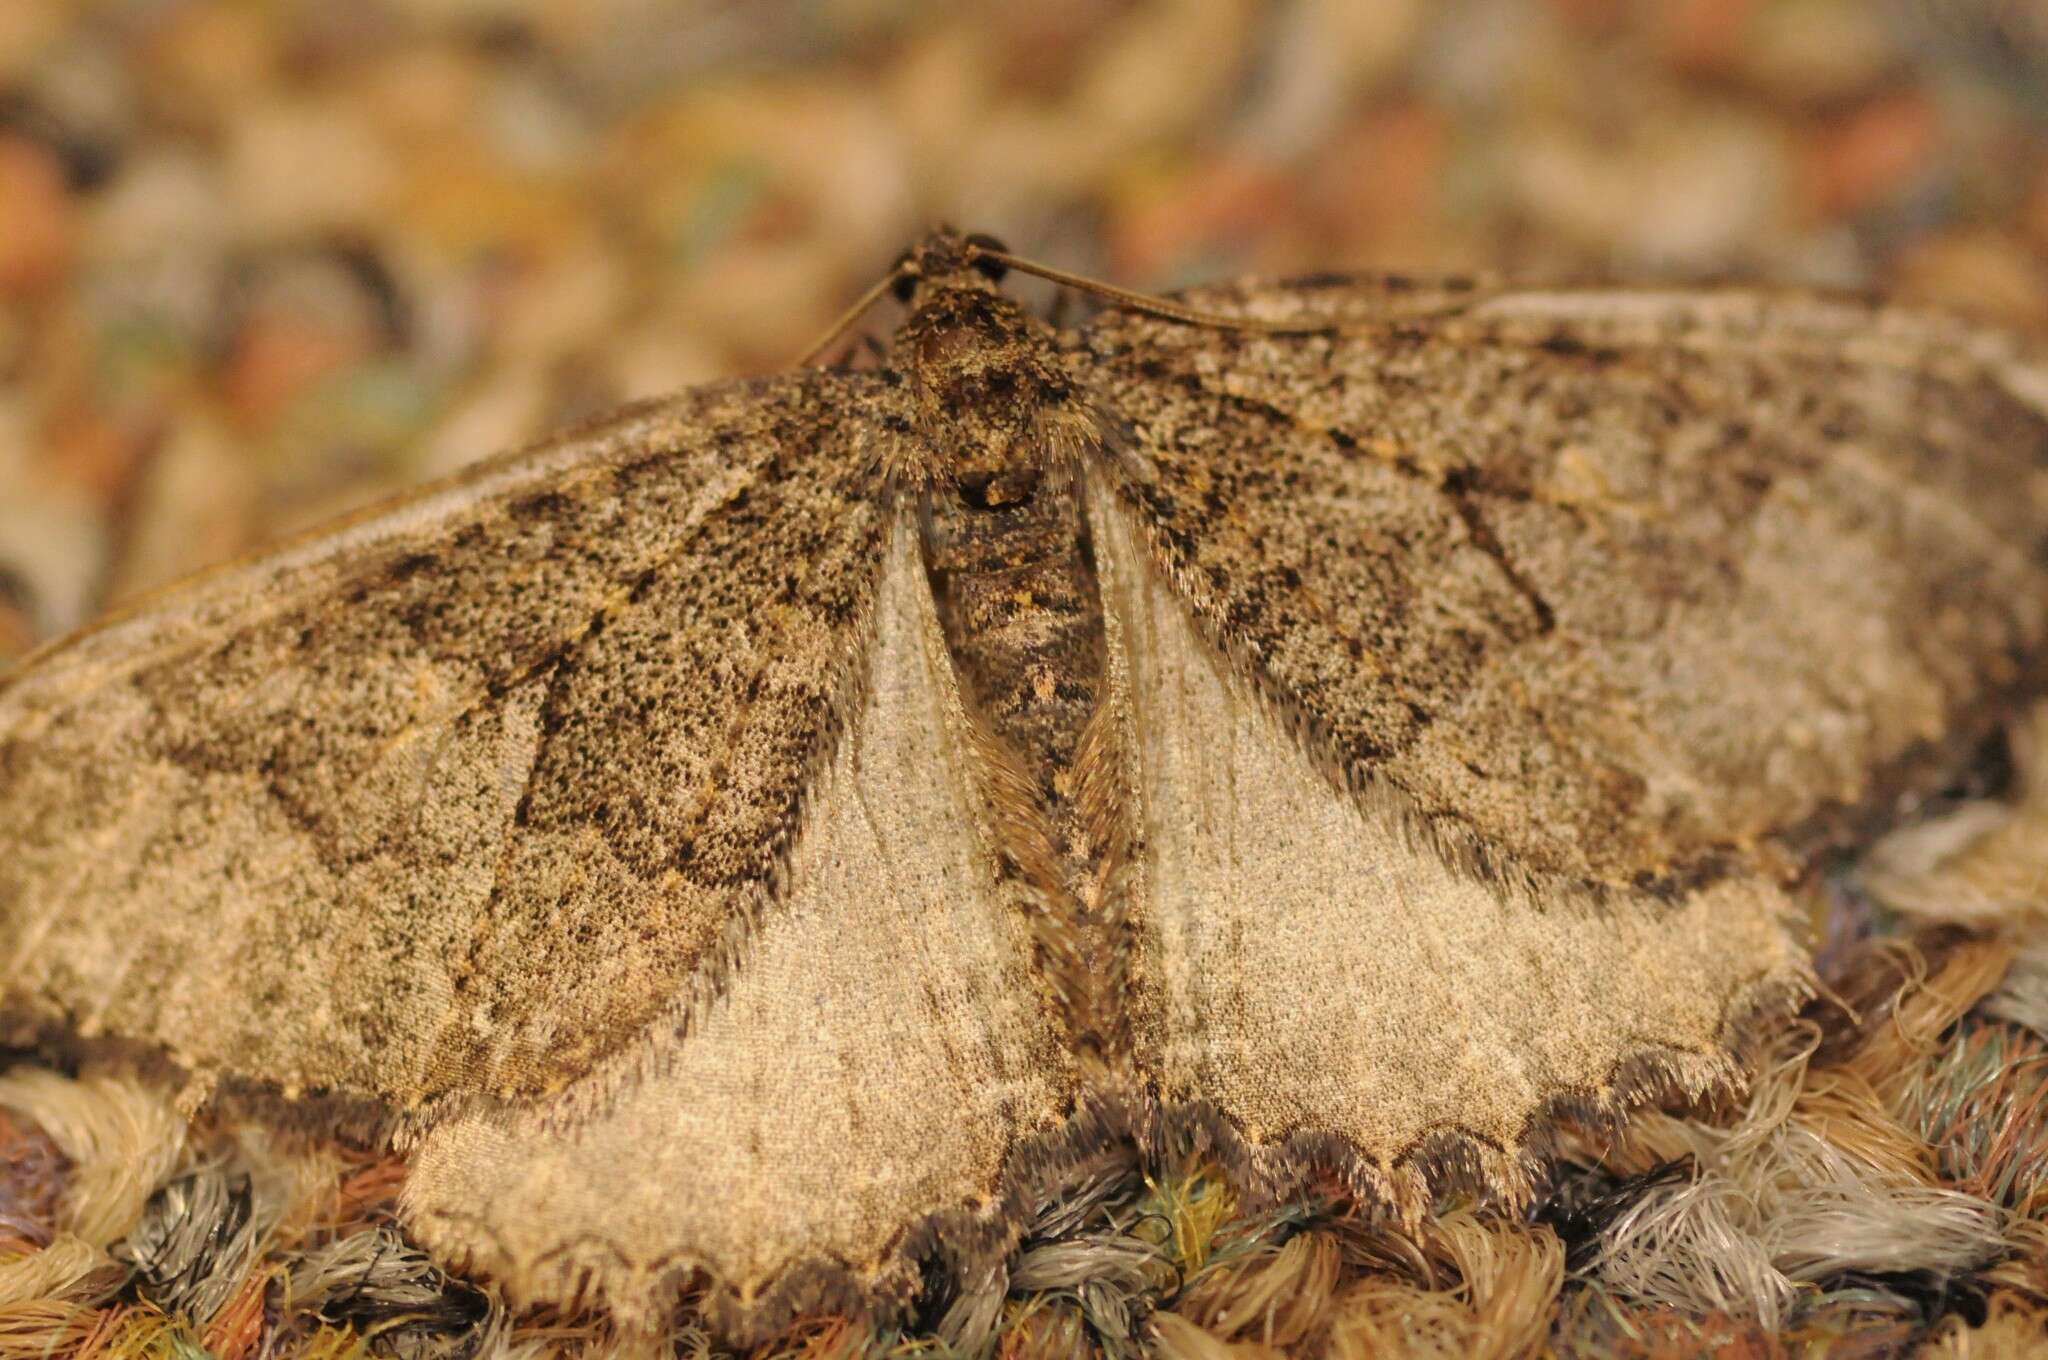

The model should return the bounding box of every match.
[965,244,1340,335]
[796,266,905,368]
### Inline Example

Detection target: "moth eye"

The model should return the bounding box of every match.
[964,233,1010,283]
[889,251,919,304]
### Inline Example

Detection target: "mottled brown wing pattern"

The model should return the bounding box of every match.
[1088,480,1801,1195]
[1081,281,2048,893]
[0,371,895,1107]
[405,517,1077,1330]
[7,230,2048,1344]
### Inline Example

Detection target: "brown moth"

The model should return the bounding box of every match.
[2,227,2046,1338]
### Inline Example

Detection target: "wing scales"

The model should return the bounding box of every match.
[404,514,1074,1329]
[1091,483,1797,1199]
[1081,282,2048,890]
[0,372,894,1106]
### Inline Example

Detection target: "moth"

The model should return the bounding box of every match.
[1,228,2044,1339]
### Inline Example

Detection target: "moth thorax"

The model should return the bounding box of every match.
[900,289,1072,511]
[955,461,1042,511]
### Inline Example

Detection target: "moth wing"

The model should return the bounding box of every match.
[1079,281,2048,1198]
[1081,279,2048,889]
[0,373,894,1107]
[402,512,1074,1332]
[1090,487,1797,1202]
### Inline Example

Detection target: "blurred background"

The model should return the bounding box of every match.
[4,0,2048,665]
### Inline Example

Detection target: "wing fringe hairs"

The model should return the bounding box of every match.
[0,719,2037,1350]
[0,980,1804,1343]
[4,239,2048,1344]
[0,895,2042,1360]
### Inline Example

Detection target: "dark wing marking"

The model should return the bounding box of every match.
[1081,280,2048,891]
[0,371,896,1105]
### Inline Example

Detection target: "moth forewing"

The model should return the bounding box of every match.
[1081,278,2048,894]
[0,372,899,1110]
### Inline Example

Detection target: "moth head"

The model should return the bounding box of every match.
[889,228,1010,306]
